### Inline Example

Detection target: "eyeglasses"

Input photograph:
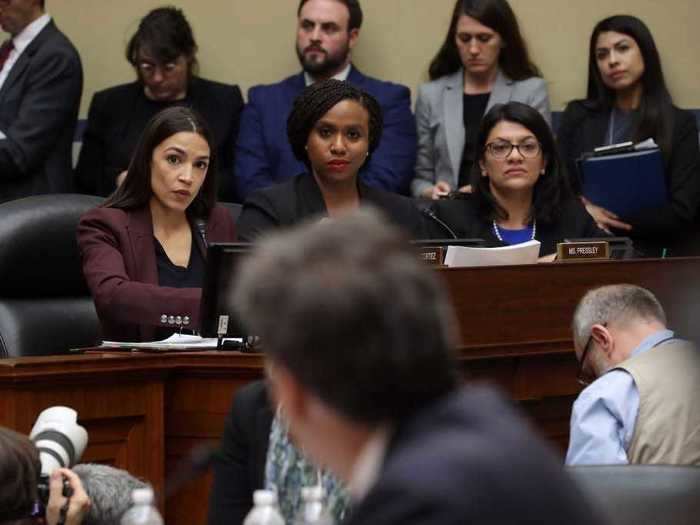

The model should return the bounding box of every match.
[576,322,606,386]
[484,140,542,159]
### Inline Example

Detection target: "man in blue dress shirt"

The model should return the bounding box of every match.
[234,0,417,201]
[567,284,700,465]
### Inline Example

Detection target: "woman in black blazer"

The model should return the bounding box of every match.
[558,16,700,257]
[75,7,243,202]
[433,102,602,257]
[236,80,429,242]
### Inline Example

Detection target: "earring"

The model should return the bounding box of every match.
[481,170,488,177]
[540,168,545,175]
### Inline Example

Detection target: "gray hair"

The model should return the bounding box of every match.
[572,284,667,350]
[73,463,147,525]
[233,207,459,424]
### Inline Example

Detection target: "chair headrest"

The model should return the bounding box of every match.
[0,194,103,297]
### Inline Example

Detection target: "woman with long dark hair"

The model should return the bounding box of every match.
[78,106,236,342]
[412,0,550,200]
[432,102,602,257]
[558,15,700,256]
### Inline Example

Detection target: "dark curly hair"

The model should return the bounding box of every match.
[126,6,199,76]
[471,101,571,225]
[286,79,383,172]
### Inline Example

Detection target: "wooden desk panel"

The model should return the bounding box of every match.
[1,258,699,524]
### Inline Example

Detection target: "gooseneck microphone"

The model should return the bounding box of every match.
[194,218,208,248]
[421,207,458,239]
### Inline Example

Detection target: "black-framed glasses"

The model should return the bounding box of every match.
[576,322,606,386]
[484,139,542,159]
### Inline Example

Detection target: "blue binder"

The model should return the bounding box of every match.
[579,147,667,218]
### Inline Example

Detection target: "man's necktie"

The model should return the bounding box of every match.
[0,40,14,72]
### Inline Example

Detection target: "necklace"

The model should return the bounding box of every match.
[492,219,536,243]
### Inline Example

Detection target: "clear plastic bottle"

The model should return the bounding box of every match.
[293,486,334,525]
[243,490,286,525]
[120,486,164,525]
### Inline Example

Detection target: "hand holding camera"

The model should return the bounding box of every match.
[45,468,90,525]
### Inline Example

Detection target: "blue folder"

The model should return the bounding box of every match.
[580,147,667,218]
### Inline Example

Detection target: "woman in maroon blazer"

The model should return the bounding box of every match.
[78,106,236,342]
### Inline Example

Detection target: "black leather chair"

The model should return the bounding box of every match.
[567,465,700,525]
[0,194,104,357]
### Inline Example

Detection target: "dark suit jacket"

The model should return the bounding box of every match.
[208,380,273,525]
[346,386,603,525]
[75,77,244,201]
[432,194,604,256]
[558,101,700,256]
[235,67,417,199]
[235,172,430,242]
[0,20,82,202]
[77,204,236,342]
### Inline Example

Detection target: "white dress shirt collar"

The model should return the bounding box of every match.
[347,425,391,503]
[12,13,51,55]
[304,63,352,87]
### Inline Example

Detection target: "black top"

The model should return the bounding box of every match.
[208,380,273,525]
[459,93,490,187]
[152,229,205,340]
[431,194,605,256]
[558,100,700,256]
[75,77,244,202]
[236,172,431,242]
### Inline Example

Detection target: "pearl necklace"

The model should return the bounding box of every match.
[492,219,536,243]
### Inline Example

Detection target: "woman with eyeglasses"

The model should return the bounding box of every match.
[411,0,551,200]
[558,15,700,257]
[75,6,244,202]
[431,102,603,257]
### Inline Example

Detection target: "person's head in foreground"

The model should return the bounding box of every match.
[0,427,89,525]
[288,79,382,191]
[103,105,218,220]
[72,464,146,525]
[233,208,604,523]
[573,284,667,385]
[234,207,459,480]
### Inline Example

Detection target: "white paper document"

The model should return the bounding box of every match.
[101,333,242,350]
[444,240,541,267]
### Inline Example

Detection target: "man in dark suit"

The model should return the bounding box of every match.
[235,0,416,200]
[0,0,82,203]
[232,208,602,525]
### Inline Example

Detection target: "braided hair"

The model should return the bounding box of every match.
[287,79,383,171]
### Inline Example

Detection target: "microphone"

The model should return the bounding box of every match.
[421,207,458,239]
[165,443,221,498]
[194,218,208,248]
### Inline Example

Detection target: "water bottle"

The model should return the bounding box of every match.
[293,486,334,525]
[243,489,285,525]
[120,486,164,525]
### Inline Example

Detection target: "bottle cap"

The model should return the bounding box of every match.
[301,486,324,501]
[253,489,278,506]
[131,487,154,505]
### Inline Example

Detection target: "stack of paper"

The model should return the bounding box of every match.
[101,333,243,351]
[444,240,541,267]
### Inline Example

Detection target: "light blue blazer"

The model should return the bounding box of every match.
[411,69,551,197]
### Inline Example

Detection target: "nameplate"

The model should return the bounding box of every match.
[416,246,446,266]
[557,241,610,261]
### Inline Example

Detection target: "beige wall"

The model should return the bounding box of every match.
[26,0,700,115]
